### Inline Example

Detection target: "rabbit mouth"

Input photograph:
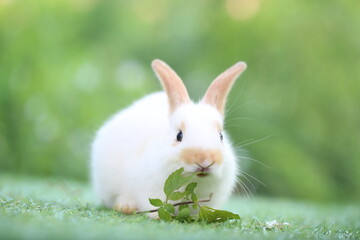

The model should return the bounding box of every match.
[196,167,210,177]
[194,162,214,177]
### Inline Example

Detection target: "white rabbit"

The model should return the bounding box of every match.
[91,59,247,214]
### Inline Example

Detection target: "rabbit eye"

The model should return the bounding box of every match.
[176,130,183,142]
[220,132,223,141]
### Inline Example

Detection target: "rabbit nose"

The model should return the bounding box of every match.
[195,161,215,169]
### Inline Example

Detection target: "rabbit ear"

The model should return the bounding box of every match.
[152,59,190,113]
[202,62,247,115]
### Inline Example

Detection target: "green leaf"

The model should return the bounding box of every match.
[198,206,240,223]
[176,206,191,221]
[185,182,197,196]
[199,206,216,223]
[211,208,241,222]
[164,168,195,199]
[149,198,163,207]
[164,204,175,214]
[158,206,172,221]
[179,204,189,211]
[191,193,198,203]
[168,191,186,201]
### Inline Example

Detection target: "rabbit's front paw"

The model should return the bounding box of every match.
[113,196,137,215]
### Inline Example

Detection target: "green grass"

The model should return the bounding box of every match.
[0,174,359,240]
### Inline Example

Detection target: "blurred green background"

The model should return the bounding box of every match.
[0,0,359,202]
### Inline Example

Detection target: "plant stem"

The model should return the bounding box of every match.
[136,193,213,214]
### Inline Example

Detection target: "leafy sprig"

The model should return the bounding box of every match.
[137,168,240,223]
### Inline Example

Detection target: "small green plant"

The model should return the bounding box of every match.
[137,168,240,223]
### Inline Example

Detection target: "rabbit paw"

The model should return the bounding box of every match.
[113,196,137,215]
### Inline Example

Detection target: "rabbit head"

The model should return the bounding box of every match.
[152,60,247,178]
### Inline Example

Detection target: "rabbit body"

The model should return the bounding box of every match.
[91,60,247,214]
